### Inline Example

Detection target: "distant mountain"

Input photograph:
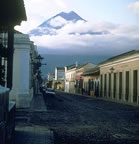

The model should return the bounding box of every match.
[29,11,86,36]
[40,11,86,27]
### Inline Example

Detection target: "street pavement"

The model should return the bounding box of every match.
[43,92,139,144]
[15,92,139,144]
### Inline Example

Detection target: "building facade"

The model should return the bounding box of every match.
[0,0,27,143]
[82,66,100,96]
[65,64,77,93]
[55,67,65,80]
[99,50,139,105]
[52,67,65,90]
[0,0,27,90]
[9,33,38,108]
[75,63,96,94]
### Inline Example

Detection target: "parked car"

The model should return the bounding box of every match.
[44,88,56,96]
[40,86,44,93]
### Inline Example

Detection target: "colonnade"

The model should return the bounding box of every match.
[100,68,139,104]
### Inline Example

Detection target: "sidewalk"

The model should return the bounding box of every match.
[15,125,53,144]
[30,94,47,112]
[15,94,53,144]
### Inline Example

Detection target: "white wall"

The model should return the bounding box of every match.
[9,34,33,108]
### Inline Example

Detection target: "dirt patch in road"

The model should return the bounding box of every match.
[52,125,112,144]
[52,125,139,144]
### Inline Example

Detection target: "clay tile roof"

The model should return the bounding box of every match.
[98,50,139,66]
[77,63,89,69]
[82,66,100,76]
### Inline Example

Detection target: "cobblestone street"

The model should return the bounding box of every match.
[15,92,139,144]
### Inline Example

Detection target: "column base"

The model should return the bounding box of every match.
[10,90,32,108]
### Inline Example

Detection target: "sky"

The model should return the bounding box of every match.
[15,0,139,56]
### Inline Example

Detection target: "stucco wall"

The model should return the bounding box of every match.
[100,57,139,105]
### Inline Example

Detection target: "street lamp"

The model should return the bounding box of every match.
[110,67,115,73]
[36,54,43,62]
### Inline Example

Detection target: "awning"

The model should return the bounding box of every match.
[82,66,100,76]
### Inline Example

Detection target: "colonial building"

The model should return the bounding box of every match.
[75,63,96,94]
[0,0,27,89]
[99,50,139,105]
[52,67,65,90]
[0,0,27,143]
[65,64,77,93]
[55,66,65,80]
[82,66,100,96]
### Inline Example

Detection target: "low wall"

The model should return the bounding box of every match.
[0,85,15,144]
[0,85,9,122]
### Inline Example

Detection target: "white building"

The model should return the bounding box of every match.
[9,33,38,108]
[55,67,65,80]
[65,64,77,93]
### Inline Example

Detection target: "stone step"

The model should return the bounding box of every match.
[15,116,29,123]
[15,125,53,144]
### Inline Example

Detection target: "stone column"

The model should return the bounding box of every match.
[9,34,32,108]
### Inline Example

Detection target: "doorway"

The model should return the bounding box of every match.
[133,70,138,103]
[125,71,129,101]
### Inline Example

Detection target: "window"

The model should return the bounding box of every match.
[125,71,129,101]
[119,72,122,100]
[109,73,111,97]
[113,73,116,98]
[133,70,138,103]
[104,74,107,97]
[100,74,103,96]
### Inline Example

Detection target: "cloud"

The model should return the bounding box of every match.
[57,20,115,35]
[49,16,68,27]
[128,1,139,14]
[30,20,139,55]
